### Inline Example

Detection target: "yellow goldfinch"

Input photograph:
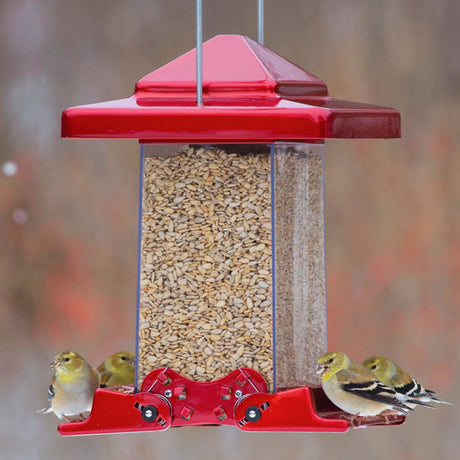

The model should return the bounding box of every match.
[37,351,99,421]
[97,351,135,388]
[362,356,451,407]
[316,352,413,417]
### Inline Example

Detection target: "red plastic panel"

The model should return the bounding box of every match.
[135,35,281,104]
[235,386,406,432]
[58,389,171,436]
[61,35,400,141]
[57,371,405,435]
[235,387,349,432]
[61,98,400,141]
[141,367,267,427]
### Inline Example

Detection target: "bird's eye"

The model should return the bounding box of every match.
[326,358,334,364]
[370,364,377,370]
[64,357,70,362]
[121,356,127,361]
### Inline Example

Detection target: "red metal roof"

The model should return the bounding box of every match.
[61,35,400,142]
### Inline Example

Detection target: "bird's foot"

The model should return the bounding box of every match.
[105,384,135,394]
[62,413,87,423]
[338,413,362,428]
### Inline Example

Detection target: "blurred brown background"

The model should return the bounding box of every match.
[0,0,458,459]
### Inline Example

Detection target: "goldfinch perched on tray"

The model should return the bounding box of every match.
[362,356,452,407]
[316,352,414,418]
[37,351,99,421]
[97,351,135,388]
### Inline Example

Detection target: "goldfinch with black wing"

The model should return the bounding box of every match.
[362,356,451,407]
[317,352,413,417]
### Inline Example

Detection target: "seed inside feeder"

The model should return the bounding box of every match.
[137,143,327,391]
[137,145,273,388]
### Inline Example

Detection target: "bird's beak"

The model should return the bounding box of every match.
[50,359,61,369]
[316,364,327,378]
[130,357,136,366]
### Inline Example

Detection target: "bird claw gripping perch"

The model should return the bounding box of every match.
[58,368,404,435]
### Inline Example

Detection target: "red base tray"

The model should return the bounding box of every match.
[58,368,405,435]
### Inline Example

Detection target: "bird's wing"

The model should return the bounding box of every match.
[337,369,411,410]
[395,378,425,397]
[91,366,103,388]
[97,362,111,387]
[48,375,56,401]
[97,363,106,373]
[37,376,56,414]
[394,379,436,407]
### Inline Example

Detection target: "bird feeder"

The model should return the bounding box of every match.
[58,34,403,435]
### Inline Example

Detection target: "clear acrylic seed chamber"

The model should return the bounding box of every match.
[59,35,401,434]
[137,142,326,391]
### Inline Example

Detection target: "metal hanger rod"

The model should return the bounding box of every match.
[195,0,265,106]
[196,0,203,106]
[258,0,264,44]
